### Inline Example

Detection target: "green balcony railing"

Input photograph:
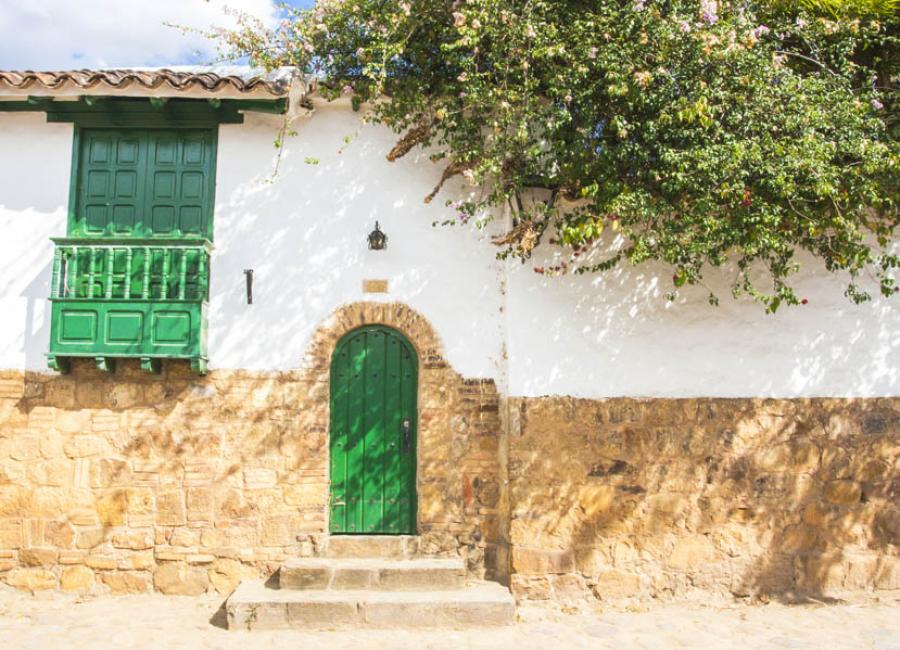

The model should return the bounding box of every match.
[47,238,212,374]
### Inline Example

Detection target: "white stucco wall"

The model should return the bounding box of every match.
[0,113,71,372]
[211,107,505,378]
[0,106,897,397]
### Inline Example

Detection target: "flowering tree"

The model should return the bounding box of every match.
[212,0,899,310]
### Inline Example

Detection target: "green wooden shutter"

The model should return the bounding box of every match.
[71,128,216,240]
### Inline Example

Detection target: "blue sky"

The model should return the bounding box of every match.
[0,0,315,70]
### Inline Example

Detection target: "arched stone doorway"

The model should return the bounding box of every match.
[328,325,418,534]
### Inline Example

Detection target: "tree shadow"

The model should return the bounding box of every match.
[508,396,898,603]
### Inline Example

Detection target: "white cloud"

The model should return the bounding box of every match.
[0,0,279,70]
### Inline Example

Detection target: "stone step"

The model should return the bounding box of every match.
[279,557,466,591]
[322,535,419,559]
[227,580,516,630]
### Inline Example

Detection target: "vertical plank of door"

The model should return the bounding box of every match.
[383,332,403,532]
[399,341,416,533]
[362,329,386,532]
[346,332,367,532]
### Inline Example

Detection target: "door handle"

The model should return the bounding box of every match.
[401,419,411,453]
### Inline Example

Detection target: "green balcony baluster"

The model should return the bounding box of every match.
[69,246,78,298]
[124,247,132,300]
[161,249,170,299]
[198,250,208,300]
[51,247,62,299]
[142,247,151,299]
[104,247,114,299]
[178,250,188,300]
[87,247,96,299]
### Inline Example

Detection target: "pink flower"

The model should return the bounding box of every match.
[588,46,598,59]
[678,20,691,33]
[872,98,884,110]
[700,0,718,24]
[633,0,646,11]
[342,84,354,95]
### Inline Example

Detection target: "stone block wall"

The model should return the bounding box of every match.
[0,302,504,596]
[0,301,896,603]
[507,397,899,602]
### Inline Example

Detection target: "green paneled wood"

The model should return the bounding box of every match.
[70,128,216,240]
[47,238,211,374]
[47,299,207,365]
[329,326,417,535]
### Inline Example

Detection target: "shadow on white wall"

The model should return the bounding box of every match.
[1,109,897,399]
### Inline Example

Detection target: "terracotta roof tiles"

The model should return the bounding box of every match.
[0,66,301,98]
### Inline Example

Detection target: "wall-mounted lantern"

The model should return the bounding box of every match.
[367,221,387,251]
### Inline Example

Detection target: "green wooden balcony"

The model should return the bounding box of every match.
[47,237,212,374]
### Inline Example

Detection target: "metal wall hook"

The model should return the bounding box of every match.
[243,269,253,304]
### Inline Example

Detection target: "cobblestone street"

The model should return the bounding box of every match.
[1,587,898,649]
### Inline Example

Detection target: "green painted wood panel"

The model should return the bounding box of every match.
[329,326,417,535]
[48,299,207,359]
[70,128,216,240]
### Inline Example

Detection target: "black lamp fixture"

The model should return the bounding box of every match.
[367,221,387,251]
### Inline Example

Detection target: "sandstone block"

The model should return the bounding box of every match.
[667,535,717,570]
[186,487,213,517]
[156,490,186,526]
[283,483,326,507]
[95,490,127,526]
[19,547,58,567]
[64,435,105,458]
[802,502,829,527]
[510,574,552,600]
[32,487,91,517]
[75,527,104,550]
[261,515,298,547]
[154,563,209,596]
[118,551,154,571]
[549,573,588,601]
[825,480,862,506]
[0,552,15,572]
[106,384,143,409]
[5,567,57,592]
[874,557,900,590]
[126,487,155,515]
[0,519,23,548]
[102,571,151,594]
[511,547,575,575]
[8,436,39,461]
[208,558,251,595]
[60,565,94,592]
[29,459,72,487]
[90,458,131,488]
[58,549,88,564]
[781,524,820,553]
[0,486,26,516]
[577,484,616,517]
[112,529,153,550]
[67,508,99,526]
[244,468,277,489]
[86,555,118,570]
[169,528,199,547]
[594,570,643,599]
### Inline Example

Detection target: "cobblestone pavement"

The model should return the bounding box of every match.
[0,587,898,650]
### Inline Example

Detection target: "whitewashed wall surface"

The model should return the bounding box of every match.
[1,106,897,398]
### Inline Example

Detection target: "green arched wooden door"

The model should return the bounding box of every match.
[329,325,418,534]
